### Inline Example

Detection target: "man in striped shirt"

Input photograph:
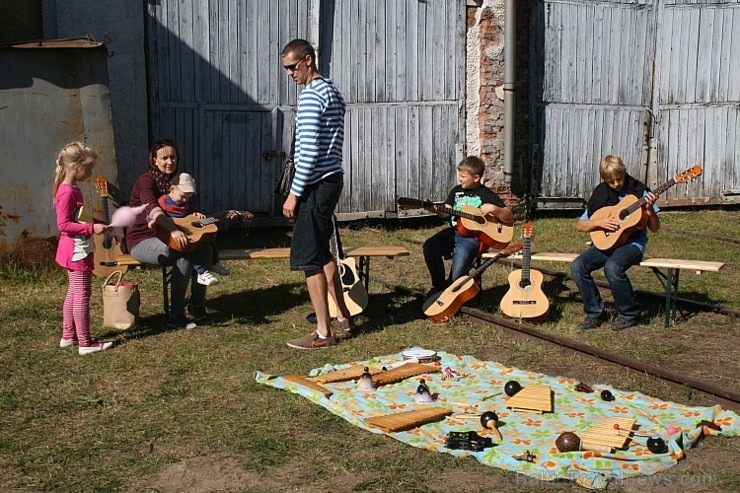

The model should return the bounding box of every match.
[281,38,353,350]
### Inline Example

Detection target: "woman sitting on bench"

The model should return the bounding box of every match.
[126,139,212,329]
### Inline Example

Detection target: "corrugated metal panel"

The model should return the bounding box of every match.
[0,43,117,261]
[147,0,466,217]
[652,1,740,204]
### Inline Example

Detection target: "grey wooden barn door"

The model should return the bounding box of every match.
[531,0,740,208]
[650,0,740,205]
[147,0,467,217]
[530,0,656,208]
[146,0,311,215]
[320,0,467,215]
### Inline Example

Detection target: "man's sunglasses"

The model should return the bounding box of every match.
[283,57,306,72]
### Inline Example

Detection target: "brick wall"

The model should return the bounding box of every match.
[467,1,531,212]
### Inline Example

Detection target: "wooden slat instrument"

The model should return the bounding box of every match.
[281,374,333,398]
[579,417,636,451]
[505,384,553,414]
[313,365,384,384]
[371,363,441,387]
[365,406,453,433]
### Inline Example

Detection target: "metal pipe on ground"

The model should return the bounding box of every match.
[462,306,740,408]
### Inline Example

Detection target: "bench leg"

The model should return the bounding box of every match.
[357,256,370,291]
[649,267,679,328]
[162,266,172,318]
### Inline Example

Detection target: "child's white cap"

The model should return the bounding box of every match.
[172,173,196,194]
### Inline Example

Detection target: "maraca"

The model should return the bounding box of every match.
[646,436,667,454]
[480,411,502,441]
[504,380,522,397]
[555,432,612,454]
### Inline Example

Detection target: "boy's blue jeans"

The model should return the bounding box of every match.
[423,227,481,291]
[570,244,643,320]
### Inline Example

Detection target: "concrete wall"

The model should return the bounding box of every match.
[42,0,148,198]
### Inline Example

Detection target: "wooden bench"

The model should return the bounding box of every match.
[482,251,725,328]
[110,246,410,316]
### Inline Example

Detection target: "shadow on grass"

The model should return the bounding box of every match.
[348,291,426,335]
[103,282,307,342]
[207,282,306,324]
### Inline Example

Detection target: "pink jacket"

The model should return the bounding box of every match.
[55,183,94,271]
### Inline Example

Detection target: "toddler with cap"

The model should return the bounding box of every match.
[157,172,225,286]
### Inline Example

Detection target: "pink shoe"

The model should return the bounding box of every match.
[79,341,114,355]
[59,338,79,348]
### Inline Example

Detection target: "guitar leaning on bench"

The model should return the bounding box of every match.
[155,211,252,253]
[93,177,128,278]
[590,165,702,251]
[398,197,514,249]
[327,215,369,317]
[499,223,550,320]
[423,242,523,323]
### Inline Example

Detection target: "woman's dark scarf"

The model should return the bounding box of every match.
[586,173,648,217]
[148,166,172,197]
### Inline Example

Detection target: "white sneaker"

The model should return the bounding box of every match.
[79,341,114,355]
[210,262,230,276]
[59,338,78,347]
[197,270,219,286]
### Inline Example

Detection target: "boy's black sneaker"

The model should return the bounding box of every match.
[577,317,604,330]
[611,316,637,331]
[167,314,197,330]
[187,305,213,326]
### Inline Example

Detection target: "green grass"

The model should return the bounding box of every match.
[0,209,738,492]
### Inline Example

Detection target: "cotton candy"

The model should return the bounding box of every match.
[109,204,148,228]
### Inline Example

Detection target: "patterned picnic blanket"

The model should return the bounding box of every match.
[254,351,738,489]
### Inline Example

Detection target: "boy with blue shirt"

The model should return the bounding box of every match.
[572,155,660,331]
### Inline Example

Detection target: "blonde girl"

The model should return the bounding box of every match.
[53,142,113,355]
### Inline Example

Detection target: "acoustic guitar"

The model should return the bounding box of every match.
[327,215,369,317]
[93,177,127,278]
[156,211,252,253]
[590,165,702,251]
[500,223,550,320]
[398,197,514,249]
[423,242,523,323]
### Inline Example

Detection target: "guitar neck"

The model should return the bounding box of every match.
[521,236,531,284]
[624,179,674,216]
[469,253,503,279]
[101,195,111,223]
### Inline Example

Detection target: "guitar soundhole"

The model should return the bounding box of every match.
[518,280,531,290]
[618,209,629,221]
[340,268,356,286]
[191,221,203,229]
[102,238,112,249]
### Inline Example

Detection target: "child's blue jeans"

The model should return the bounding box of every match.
[423,227,481,291]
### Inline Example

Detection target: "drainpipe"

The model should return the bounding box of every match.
[503,0,516,184]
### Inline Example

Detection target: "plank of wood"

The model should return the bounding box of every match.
[342,246,410,258]
[218,246,410,261]
[482,251,725,273]
[639,258,724,272]
[482,251,578,263]
[218,248,291,260]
